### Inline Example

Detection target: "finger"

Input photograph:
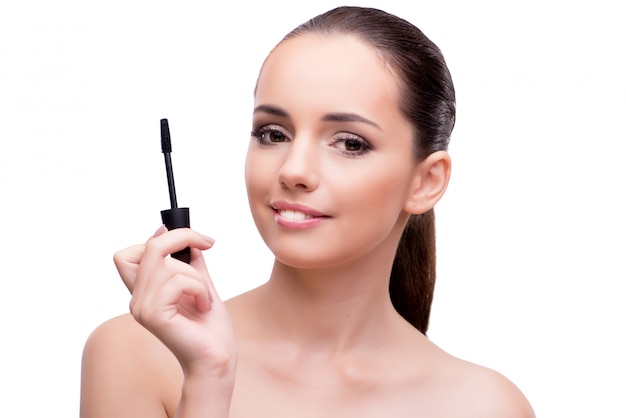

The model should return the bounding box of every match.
[136,229,214,296]
[132,273,212,326]
[188,248,222,302]
[113,244,145,293]
[135,252,210,301]
[189,247,210,276]
[142,228,215,266]
[152,224,167,239]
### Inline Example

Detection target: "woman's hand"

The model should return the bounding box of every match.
[113,226,236,378]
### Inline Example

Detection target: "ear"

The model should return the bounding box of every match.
[404,151,451,215]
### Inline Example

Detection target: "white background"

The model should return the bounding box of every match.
[1,1,624,416]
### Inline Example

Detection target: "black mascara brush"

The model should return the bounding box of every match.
[160,118,191,263]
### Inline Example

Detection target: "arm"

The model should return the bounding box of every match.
[174,363,236,418]
[81,227,237,417]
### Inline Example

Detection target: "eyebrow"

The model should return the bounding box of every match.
[253,104,382,130]
[322,112,381,129]
[253,104,289,118]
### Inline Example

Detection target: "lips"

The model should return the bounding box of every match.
[270,201,330,225]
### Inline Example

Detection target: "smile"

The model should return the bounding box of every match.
[278,210,315,221]
[270,202,331,228]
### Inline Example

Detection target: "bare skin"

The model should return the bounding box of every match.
[80,33,535,417]
[81,298,533,417]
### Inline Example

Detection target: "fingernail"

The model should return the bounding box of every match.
[153,225,167,237]
[200,234,215,244]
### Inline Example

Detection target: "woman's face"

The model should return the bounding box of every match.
[245,33,418,269]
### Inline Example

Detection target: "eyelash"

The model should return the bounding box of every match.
[250,125,289,145]
[251,126,374,157]
[330,134,374,157]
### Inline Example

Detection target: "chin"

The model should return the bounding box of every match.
[269,241,367,272]
[272,250,331,270]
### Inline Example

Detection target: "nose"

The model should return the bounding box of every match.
[277,135,320,192]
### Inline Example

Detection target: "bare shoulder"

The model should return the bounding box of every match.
[80,313,182,418]
[430,348,535,418]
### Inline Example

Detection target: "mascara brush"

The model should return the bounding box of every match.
[160,118,191,263]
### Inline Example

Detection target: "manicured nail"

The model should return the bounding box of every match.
[153,225,167,237]
[200,234,215,244]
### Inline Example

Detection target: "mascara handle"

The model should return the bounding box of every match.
[160,207,191,263]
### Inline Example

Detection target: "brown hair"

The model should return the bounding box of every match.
[283,6,456,334]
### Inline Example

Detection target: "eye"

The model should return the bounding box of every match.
[331,134,373,156]
[344,138,364,152]
[251,126,290,145]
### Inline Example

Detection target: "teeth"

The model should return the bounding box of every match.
[279,210,311,221]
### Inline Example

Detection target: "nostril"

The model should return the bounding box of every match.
[279,180,308,190]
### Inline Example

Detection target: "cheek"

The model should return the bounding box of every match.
[244,149,267,194]
[333,159,413,217]
[245,152,262,204]
[311,170,411,266]
[244,149,278,218]
[326,160,414,250]
[244,155,266,238]
[341,183,406,235]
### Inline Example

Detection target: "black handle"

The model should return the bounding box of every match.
[160,207,191,263]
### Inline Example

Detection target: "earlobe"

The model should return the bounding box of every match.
[404,151,451,215]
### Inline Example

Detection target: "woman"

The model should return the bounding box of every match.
[81,6,535,417]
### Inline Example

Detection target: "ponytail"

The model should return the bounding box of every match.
[389,209,436,334]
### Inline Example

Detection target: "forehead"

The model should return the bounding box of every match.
[255,33,403,119]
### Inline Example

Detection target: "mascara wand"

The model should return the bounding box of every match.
[160,118,191,263]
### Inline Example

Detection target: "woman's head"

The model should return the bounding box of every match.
[283,6,456,160]
[246,6,455,334]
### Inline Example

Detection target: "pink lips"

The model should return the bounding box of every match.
[270,201,330,229]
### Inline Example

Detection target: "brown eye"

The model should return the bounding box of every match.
[268,130,285,142]
[344,139,362,151]
[330,134,373,157]
[252,126,290,145]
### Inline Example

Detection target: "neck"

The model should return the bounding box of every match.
[256,254,402,353]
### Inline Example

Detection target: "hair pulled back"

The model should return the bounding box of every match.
[284,6,456,334]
